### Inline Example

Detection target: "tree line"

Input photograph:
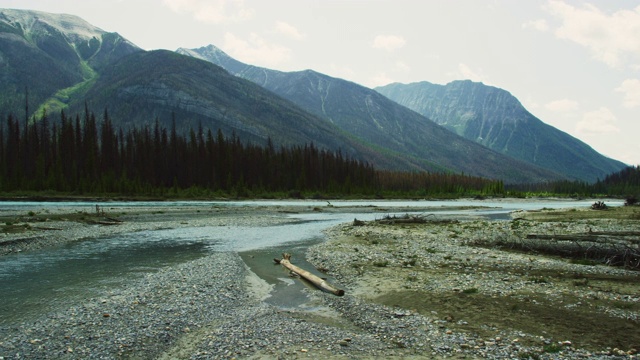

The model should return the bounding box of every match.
[0,108,514,198]
[593,165,640,196]
[506,166,640,198]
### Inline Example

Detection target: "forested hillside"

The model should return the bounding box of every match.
[593,166,640,197]
[0,109,505,198]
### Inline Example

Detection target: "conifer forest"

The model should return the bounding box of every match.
[0,108,636,199]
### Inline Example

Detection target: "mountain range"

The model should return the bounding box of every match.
[177,45,569,182]
[375,81,626,183]
[0,9,626,184]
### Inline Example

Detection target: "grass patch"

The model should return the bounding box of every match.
[542,343,563,353]
[374,290,640,352]
[572,278,589,287]
[527,276,550,284]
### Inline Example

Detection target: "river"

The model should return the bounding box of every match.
[0,198,621,324]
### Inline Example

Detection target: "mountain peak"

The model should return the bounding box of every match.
[177,44,229,62]
[376,80,626,182]
[0,8,105,43]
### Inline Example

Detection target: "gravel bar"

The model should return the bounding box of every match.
[1,203,638,359]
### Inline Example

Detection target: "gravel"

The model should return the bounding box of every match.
[1,204,638,359]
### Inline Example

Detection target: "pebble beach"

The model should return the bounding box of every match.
[0,202,638,359]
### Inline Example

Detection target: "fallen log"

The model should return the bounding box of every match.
[274,253,345,296]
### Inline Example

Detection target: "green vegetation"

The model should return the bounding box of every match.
[0,108,509,199]
[507,165,640,199]
[0,106,638,199]
[34,62,98,116]
[542,343,564,353]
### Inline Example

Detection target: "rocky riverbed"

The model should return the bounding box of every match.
[0,201,638,359]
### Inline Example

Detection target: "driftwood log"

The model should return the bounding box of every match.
[274,253,345,296]
[526,232,640,244]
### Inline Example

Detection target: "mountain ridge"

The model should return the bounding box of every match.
[178,44,563,183]
[0,8,140,114]
[375,80,626,182]
[0,10,593,184]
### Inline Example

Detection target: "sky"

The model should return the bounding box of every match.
[2,0,639,166]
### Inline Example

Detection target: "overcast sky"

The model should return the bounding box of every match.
[3,0,639,166]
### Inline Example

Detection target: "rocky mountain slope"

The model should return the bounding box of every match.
[0,9,140,114]
[178,45,563,183]
[375,80,627,182]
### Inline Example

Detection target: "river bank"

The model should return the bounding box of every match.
[0,200,638,359]
[308,205,640,358]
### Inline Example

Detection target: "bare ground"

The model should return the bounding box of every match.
[308,205,640,357]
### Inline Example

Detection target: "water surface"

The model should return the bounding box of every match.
[0,199,621,324]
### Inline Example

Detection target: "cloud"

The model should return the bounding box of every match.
[615,78,640,108]
[223,33,291,66]
[372,35,406,52]
[576,107,620,136]
[275,21,305,40]
[394,61,411,73]
[457,63,490,84]
[327,63,356,82]
[163,0,254,24]
[544,98,579,112]
[369,72,395,87]
[522,19,549,32]
[542,1,640,68]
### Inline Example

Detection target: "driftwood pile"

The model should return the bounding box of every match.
[524,231,640,269]
[352,214,458,226]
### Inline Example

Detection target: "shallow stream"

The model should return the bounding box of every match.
[0,199,619,324]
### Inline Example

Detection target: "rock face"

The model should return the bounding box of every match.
[376,80,627,183]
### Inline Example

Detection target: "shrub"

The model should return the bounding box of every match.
[543,343,563,353]
[373,260,389,267]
